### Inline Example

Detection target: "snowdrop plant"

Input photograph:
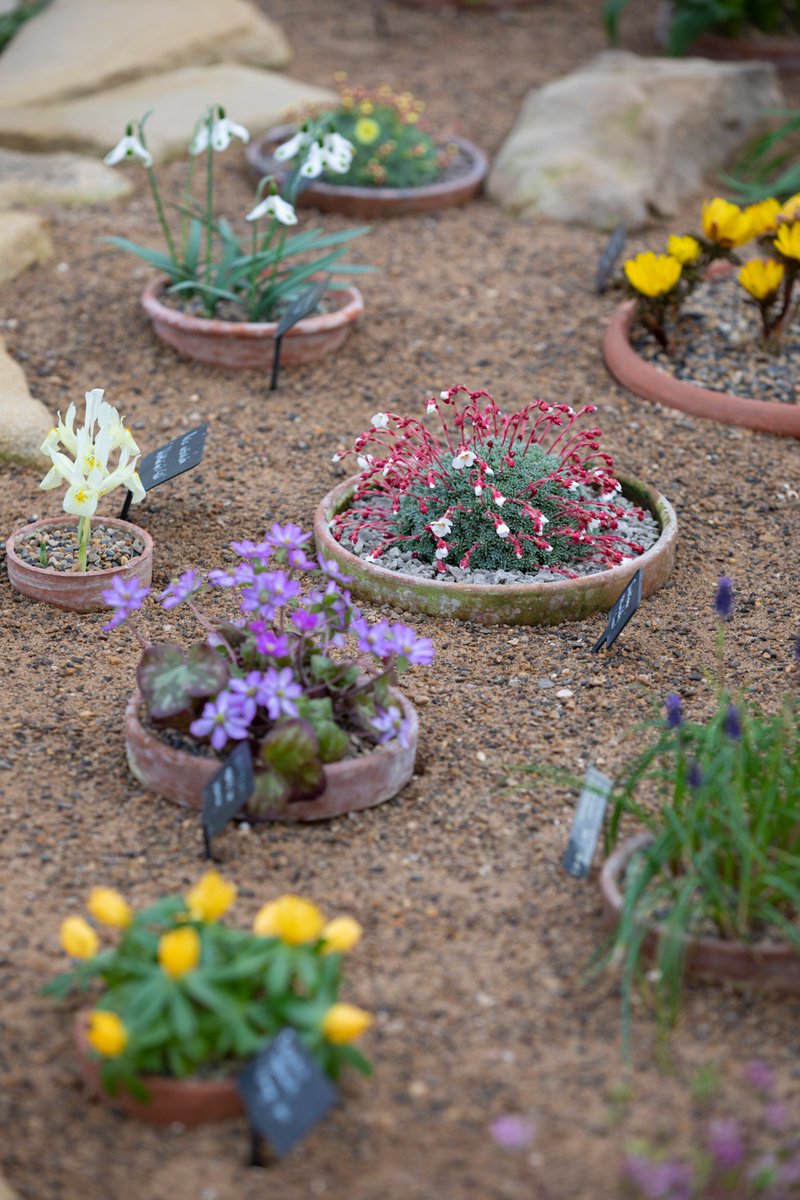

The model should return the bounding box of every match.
[103,106,372,321]
[104,523,433,814]
[39,388,145,572]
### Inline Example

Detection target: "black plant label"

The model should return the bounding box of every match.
[202,741,254,842]
[562,765,613,880]
[120,424,208,518]
[238,1028,337,1158]
[592,568,642,653]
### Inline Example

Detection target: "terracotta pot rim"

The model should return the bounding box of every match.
[246,126,488,206]
[603,299,800,438]
[315,474,677,600]
[5,515,153,579]
[140,274,364,340]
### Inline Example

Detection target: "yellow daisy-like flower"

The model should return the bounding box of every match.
[778,191,800,224]
[701,197,752,249]
[745,198,780,238]
[321,1003,373,1045]
[354,117,381,145]
[158,926,201,980]
[87,1010,128,1058]
[60,915,99,960]
[738,258,785,302]
[667,235,701,266]
[252,895,325,945]
[87,887,132,929]
[185,869,237,923]
[322,916,363,954]
[624,252,682,299]
[774,221,800,261]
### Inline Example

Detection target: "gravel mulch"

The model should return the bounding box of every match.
[12,522,145,571]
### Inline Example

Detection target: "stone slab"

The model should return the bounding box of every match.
[0,0,291,111]
[488,51,783,230]
[0,148,132,206]
[0,334,53,468]
[0,64,335,161]
[0,209,52,283]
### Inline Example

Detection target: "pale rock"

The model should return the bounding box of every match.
[0,0,291,111]
[0,209,52,282]
[488,51,783,230]
[0,335,53,468]
[0,1173,18,1200]
[0,148,131,206]
[0,64,335,161]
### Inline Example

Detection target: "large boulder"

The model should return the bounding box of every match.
[0,336,53,469]
[0,209,52,283]
[0,148,132,206]
[0,0,291,111]
[488,51,782,230]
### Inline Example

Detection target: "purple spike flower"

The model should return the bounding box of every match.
[714,576,733,621]
[687,760,703,790]
[102,575,151,630]
[665,693,683,729]
[724,704,742,741]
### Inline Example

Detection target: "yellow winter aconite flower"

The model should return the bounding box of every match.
[87,1010,128,1058]
[322,916,363,954]
[745,198,780,238]
[667,235,701,266]
[158,926,201,979]
[701,197,752,248]
[359,100,374,115]
[778,191,800,224]
[354,117,380,145]
[185,869,237,923]
[87,887,132,929]
[624,252,682,298]
[774,221,800,261]
[321,1003,373,1045]
[60,915,99,960]
[253,895,325,945]
[738,258,785,301]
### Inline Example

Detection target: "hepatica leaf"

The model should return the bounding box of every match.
[251,720,325,814]
[138,642,230,720]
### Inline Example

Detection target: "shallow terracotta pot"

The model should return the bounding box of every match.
[140,274,363,369]
[125,688,418,820]
[314,475,677,627]
[603,299,800,438]
[74,1011,243,1126]
[246,126,488,219]
[600,834,800,992]
[5,516,153,613]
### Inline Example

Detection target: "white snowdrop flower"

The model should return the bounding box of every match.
[245,194,297,225]
[451,449,476,471]
[191,114,249,156]
[430,516,452,537]
[371,412,389,429]
[322,131,355,174]
[274,130,308,162]
[300,141,325,178]
[104,130,152,168]
[496,523,510,538]
[435,546,449,559]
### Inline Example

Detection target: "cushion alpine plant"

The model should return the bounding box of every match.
[103,523,433,815]
[331,386,645,577]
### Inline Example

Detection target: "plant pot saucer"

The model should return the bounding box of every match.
[246,125,488,219]
[314,474,677,627]
[603,299,800,438]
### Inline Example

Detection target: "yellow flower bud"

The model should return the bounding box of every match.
[185,869,237,923]
[87,887,132,929]
[666,235,701,266]
[774,221,800,261]
[60,915,99,960]
[778,192,800,225]
[87,1010,128,1058]
[321,1003,373,1045]
[354,117,381,145]
[701,197,752,248]
[738,258,785,302]
[624,252,682,299]
[158,926,201,979]
[252,895,325,945]
[322,916,363,954]
[745,198,780,238]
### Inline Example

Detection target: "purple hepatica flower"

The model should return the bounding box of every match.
[724,704,742,741]
[744,1060,776,1096]
[687,759,703,790]
[765,1102,789,1132]
[249,622,289,659]
[352,617,392,656]
[240,580,277,618]
[384,622,435,666]
[263,570,301,607]
[665,693,683,729]
[265,522,311,552]
[207,568,236,588]
[370,705,412,749]
[190,691,251,752]
[292,608,324,635]
[707,1118,746,1170]
[160,569,202,610]
[286,546,317,570]
[625,1156,694,1200]
[318,557,353,583]
[227,672,266,724]
[259,666,302,720]
[230,538,270,558]
[489,1114,536,1151]
[714,575,734,621]
[102,575,150,630]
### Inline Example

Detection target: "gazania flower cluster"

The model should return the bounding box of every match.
[332,387,645,577]
[48,871,373,1090]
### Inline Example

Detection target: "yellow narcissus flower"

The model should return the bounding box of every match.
[354,117,380,145]
[667,235,701,266]
[60,915,99,960]
[87,1010,128,1058]
[745,198,780,238]
[158,926,201,979]
[253,895,325,945]
[624,252,682,298]
[774,222,800,261]
[778,192,800,224]
[322,916,363,954]
[87,887,132,929]
[738,258,785,302]
[701,197,752,248]
[321,1003,373,1045]
[185,869,237,923]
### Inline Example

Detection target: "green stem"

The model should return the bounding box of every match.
[204,122,214,294]
[77,516,90,574]
[180,153,197,268]
[249,215,261,320]
[144,164,178,266]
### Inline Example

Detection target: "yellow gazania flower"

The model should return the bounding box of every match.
[60,915,99,960]
[321,1003,373,1045]
[778,191,800,224]
[774,221,800,261]
[667,235,701,266]
[354,116,381,145]
[87,1010,128,1058]
[701,197,752,248]
[738,258,785,302]
[745,198,780,238]
[87,887,132,929]
[624,252,682,299]
[322,916,363,955]
[252,895,325,945]
[158,926,201,979]
[185,870,237,923]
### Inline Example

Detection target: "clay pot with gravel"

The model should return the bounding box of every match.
[316,387,678,626]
